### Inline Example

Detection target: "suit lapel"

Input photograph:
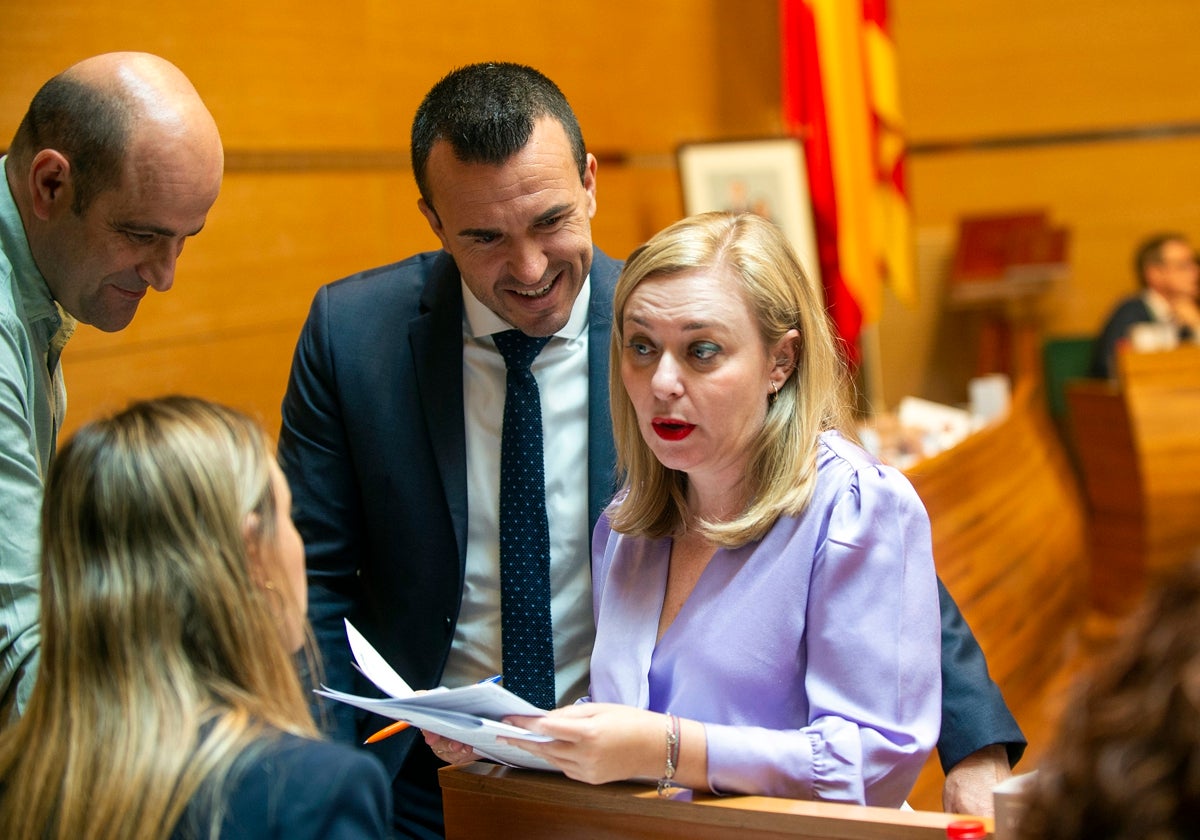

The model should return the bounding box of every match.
[410,253,469,562]
[410,248,620,558]
[586,249,620,529]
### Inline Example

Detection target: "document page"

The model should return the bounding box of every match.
[316,620,557,771]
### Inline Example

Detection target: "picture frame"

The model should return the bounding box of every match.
[677,137,821,285]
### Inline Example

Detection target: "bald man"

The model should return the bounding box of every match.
[0,52,223,722]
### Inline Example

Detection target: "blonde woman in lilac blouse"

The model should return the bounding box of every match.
[503,211,941,807]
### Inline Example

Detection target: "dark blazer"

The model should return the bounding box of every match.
[278,245,1024,801]
[171,733,391,839]
[1090,295,1153,379]
[278,248,620,781]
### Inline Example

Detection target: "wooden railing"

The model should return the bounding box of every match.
[1067,344,1200,615]
[440,763,990,840]
[903,379,1089,809]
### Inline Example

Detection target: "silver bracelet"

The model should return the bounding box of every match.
[657,713,680,797]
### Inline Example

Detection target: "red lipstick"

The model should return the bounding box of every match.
[652,418,695,441]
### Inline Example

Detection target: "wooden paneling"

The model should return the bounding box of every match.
[0,2,780,153]
[2,2,771,438]
[441,763,991,840]
[1067,346,1200,616]
[893,0,1200,143]
[907,137,1200,335]
[1065,380,1142,616]
[64,321,302,444]
[1119,346,1200,574]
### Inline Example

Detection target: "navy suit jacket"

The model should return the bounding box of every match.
[1090,295,1151,379]
[278,248,620,778]
[172,732,391,839]
[279,245,1024,789]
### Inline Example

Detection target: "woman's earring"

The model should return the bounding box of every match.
[770,380,779,396]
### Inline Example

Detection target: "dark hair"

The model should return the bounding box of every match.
[410,62,587,212]
[1134,232,1191,287]
[9,74,130,215]
[1017,554,1200,839]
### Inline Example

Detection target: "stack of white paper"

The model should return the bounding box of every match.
[316,620,557,771]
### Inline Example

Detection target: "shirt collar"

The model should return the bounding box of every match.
[1142,288,1175,323]
[461,273,591,341]
[0,155,57,325]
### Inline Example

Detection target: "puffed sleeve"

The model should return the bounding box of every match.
[703,459,941,806]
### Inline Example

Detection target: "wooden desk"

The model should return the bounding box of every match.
[1064,379,1140,614]
[440,763,992,839]
[1120,345,1200,574]
[1067,345,1200,614]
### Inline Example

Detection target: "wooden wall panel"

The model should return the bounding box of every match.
[64,321,302,444]
[3,1,778,440]
[0,1,781,152]
[893,0,1200,142]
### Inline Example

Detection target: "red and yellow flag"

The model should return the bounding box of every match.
[780,0,915,363]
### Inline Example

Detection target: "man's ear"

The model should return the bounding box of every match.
[417,198,449,250]
[28,149,72,221]
[582,153,598,220]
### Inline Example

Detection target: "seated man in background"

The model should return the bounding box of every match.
[0,52,224,725]
[1090,232,1200,379]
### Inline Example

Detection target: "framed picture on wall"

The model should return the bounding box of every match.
[677,137,821,284]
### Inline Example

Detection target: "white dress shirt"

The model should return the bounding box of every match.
[442,277,595,705]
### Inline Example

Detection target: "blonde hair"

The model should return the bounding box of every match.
[609,212,853,546]
[0,396,319,840]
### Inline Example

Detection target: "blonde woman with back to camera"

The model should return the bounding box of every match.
[0,396,391,839]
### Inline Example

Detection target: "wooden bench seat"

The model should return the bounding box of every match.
[902,380,1089,810]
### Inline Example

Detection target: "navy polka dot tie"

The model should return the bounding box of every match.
[493,329,556,709]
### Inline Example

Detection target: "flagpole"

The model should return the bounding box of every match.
[857,322,887,416]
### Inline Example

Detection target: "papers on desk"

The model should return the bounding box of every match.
[316,620,557,771]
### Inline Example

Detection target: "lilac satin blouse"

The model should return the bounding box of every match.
[588,431,941,806]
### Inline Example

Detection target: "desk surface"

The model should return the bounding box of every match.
[440,762,992,840]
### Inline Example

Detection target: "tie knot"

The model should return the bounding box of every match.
[493,330,550,372]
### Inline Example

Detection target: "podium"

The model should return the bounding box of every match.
[1066,344,1200,615]
[440,762,991,839]
[947,211,1069,381]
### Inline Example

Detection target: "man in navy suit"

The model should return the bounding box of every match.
[1089,232,1200,379]
[278,63,1023,837]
